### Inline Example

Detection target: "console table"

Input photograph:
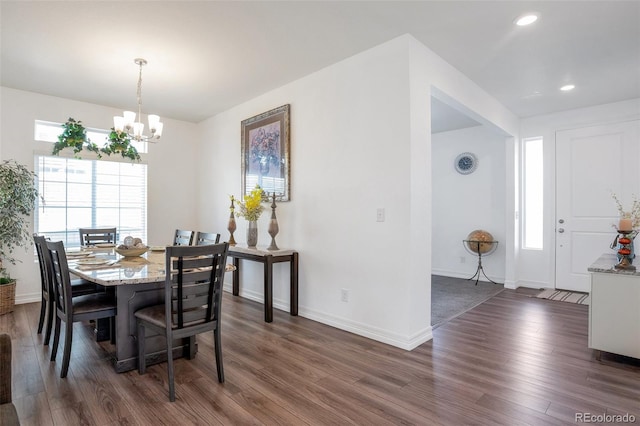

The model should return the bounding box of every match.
[228,245,298,322]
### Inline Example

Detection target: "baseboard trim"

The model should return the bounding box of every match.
[222,283,433,351]
[431,268,505,284]
[301,306,433,351]
[15,292,40,305]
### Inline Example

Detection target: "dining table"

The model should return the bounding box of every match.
[67,246,234,373]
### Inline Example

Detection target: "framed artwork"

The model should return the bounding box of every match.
[241,104,290,201]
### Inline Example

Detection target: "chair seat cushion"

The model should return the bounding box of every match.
[135,304,207,329]
[72,293,116,315]
[0,402,19,426]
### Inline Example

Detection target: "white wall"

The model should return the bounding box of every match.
[198,36,416,348]
[518,98,640,289]
[432,125,507,281]
[197,34,519,349]
[0,87,200,303]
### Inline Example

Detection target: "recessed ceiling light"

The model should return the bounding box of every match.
[560,84,575,92]
[515,13,539,26]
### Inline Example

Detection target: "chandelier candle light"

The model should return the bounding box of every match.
[113,58,163,142]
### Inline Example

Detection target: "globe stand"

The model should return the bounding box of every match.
[463,239,499,285]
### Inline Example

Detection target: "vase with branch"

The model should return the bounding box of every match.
[234,185,265,247]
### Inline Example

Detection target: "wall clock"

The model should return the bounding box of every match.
[454,152,478,175]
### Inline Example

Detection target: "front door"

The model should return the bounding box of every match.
[555,120,640,292]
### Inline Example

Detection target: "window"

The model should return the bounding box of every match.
[522,137,543,250]
[34,121,147,248]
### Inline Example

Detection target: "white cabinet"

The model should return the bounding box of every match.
[589,271,640,359]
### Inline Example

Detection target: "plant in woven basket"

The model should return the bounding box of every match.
[0,159,39,284]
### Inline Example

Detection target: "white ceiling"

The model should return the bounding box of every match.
[1,1,639,126]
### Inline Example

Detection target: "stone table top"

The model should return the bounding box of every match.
[588,253,640,276]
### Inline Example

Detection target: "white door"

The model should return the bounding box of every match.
[556,120,640,292]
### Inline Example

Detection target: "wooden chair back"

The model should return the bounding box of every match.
[166,243,228,329]
[45,240,73,319]
[173,229,195,246]
[195,231,221,246]
[79,227,117,246]
[33,234,51,302]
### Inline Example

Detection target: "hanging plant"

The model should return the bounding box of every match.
[52,118,102,158]
[52,118,141,162]
[101,128,141,162]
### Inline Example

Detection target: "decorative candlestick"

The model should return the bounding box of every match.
[267,192,279,251]
[227,196,237,246]
[614,229,635,270]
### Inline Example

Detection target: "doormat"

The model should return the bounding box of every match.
[536,289,590,305]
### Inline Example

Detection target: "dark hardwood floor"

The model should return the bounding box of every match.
[1,288,639,425]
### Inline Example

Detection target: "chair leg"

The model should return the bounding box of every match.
[167,331,175,402]
[44,300,54,345]
[37,297,46,334]
[137,320,146,374]
[50,316,61,361]
[60,320,73,378]
[214,327,224,383]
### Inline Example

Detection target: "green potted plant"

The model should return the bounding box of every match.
[101,128,141,162]
[0,160,38,315]
[52,117,102,158]
[52,118,141,162]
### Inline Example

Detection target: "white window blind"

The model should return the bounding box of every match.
[34,155,147,248]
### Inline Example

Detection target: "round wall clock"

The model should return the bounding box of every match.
[454,152,478,175]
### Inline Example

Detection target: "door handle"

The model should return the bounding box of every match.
[558,219,565,224]
[558,228,565,233]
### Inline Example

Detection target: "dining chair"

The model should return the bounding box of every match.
[194,231,221,246]
[45,240,117,378]
[33,234,100,345]
[78,227,117,247]
[173,229,195,246]
[135,242,229,401]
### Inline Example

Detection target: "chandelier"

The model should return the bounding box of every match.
[113,58,163,142]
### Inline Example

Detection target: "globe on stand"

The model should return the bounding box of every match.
[466,229,497,255]
[463,229,499,285]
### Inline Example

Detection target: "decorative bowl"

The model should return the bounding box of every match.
[115,246,148,257]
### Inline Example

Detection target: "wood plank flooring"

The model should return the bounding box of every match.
[1,288,639,425]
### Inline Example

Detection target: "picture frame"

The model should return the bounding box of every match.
[241,104,290,201]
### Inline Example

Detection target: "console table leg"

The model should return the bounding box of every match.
[291,252,298,316]
[264,255,273,322]
[233,257,240,296]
